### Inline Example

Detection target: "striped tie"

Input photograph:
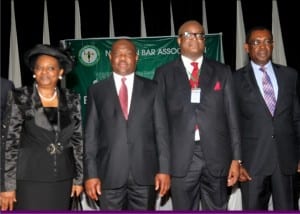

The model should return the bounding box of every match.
[260,67,276,116]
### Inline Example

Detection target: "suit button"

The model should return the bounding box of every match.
[272,135,275,138]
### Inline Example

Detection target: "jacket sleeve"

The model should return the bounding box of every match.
[1,91,24,191]
[153,85,170,174]
[223,67,242,161]
[69,93,84,185]
[84,87,100,180]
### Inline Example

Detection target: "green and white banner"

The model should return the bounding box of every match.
[63,34,223,118]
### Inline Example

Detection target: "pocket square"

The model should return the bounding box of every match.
[214,81,221,91]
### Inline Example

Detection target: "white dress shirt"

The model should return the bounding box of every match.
[113,72,135,114]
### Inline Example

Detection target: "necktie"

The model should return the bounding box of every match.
[119,77,128,120]
[260,67,276,116]
[190,62,199,88]
[190,62,200,139]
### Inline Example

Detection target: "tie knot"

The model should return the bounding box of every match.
[260,66,266,73]
[191,62,198,69]
[121,77,127,83]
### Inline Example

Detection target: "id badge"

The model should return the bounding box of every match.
[191,88,201,103]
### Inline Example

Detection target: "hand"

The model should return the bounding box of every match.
[227,160,240,187]
[155,173,171,197]
[297,161,300,173]
[0,191,17,211]
[71,185,84,197]
[84,178,101,201]
[239,165,252,182]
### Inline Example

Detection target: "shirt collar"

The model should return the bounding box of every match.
[251,60,272,72]
[181,55,203,69]
[113,72,135,81]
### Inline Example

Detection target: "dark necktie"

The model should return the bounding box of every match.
[190,62,199,88]
[119,77,128,120]
[260,67,276,116]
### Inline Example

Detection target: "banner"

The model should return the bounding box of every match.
[63,34,223,119]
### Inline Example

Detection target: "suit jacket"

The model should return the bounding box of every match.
[154,57,241,178]
[1,85,83,191]
[233,63,300,176]
[84,74,170,189]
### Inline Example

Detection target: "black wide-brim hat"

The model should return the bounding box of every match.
[24,44,74,74]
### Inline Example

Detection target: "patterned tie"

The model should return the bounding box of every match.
[260,67,276,116]
[119,77,128,120]
[190,62,200,139]
[190,62,199,88]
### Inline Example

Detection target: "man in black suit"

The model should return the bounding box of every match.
[233,26,300,210]
[154,20,241,210]
[84,39,170,210]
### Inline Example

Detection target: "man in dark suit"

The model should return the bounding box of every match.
[84,39,170,210]
[233,26,300,210]
[154,20,241,210]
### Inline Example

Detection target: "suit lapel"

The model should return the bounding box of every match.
[242,64,273,116]
[199,59,214,92]
[128,75,142,120]
[272,64,284,116]
[107,76,125,120]
[176,59,191,90]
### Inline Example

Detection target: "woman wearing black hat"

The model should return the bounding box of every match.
[0,44,83,211]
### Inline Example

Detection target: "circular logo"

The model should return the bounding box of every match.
[78,45,100,66]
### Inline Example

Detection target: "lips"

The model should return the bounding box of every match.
[257,51,268,58]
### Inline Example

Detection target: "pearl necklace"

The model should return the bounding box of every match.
[36,84,57,102]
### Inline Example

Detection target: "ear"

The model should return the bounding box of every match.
[59,69,64,77]
[244,43,250,54]
[177,37,181,46]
